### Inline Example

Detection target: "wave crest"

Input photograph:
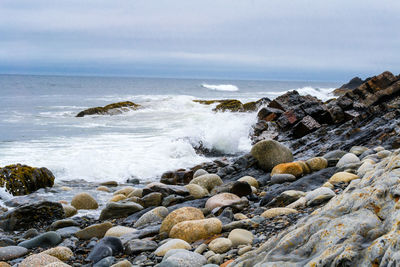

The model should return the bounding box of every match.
[201,83,239,92]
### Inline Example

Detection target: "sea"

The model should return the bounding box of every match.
[0,74,340,186]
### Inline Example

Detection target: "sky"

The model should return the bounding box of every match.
[0,0,399,81]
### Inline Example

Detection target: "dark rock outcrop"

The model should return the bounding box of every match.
[251,71,400,159]
[193,97,270,113]
[0,164,55,196]
[76,101,140,117]
[333,76,364,96]
[0,201,65,231]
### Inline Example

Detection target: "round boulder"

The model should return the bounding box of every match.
[238,176,259,188]
[189,174,223,192]
[193,169,208,178]
[71,193,98,210]
[250,140,293,171]
[271,162,303,177]
[228,229,254,246]
[306,157,328,172]
[160,207,204,235]
[185,184,208,199]
[169,218,222,243]
[208,238,232,254]
[205,193,241,210]
[154,239,191,256]
[336,153,360,168]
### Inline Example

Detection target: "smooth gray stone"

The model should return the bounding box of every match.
[49,219,79,230]
[0,246,28,261]
[18,231,62,249]
[93,256,115,267]
[87,237,123,264]
[270,174,296,184]
[99,202,143,220]
[56,226,81,238]
[125,239,157,255]
[160,250,206,267]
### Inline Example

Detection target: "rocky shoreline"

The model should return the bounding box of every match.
[0,71,399,267]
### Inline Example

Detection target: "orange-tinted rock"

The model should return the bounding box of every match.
[271,162,303,177]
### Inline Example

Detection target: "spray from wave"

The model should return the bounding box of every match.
[201,84,239,92]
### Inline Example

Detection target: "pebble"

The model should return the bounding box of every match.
[238,245,252,255]
[125,239,157,255]
[205,193,241,210]
[62,205,77,218]
[55,226,80,238]
[160,207,204,235]
[238,176,259,188]
[19,253,61,267]
[0,246,28,261]
[134,206,169,228]
[93,256,115,267]
[99,202,144,220]
[161,250,207,267]
[49,219,79,230]
[305,187,336,206]
[75,222,113,240]
[169,218,222,243]
[208,238,232,254]
[336,153,360,168]
[96,186,110,192]
[104,226,137,237]
[270,174,297,184]
[70,192,98,210]
[87,237,123,264]
[261,208,298,219]
[154,239,191,256]
[110,260,132,267]
[42,246,73,261]
[109,194,127,202]
[228,229,254,246]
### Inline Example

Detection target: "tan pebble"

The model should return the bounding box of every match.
[96,186,110,192]
[261,208,298,219]
[113,186,135,196]
[110,260,132,267]
[60,186,72,191]
[109,194,127,202]
[259,191,267,197]
[234,213,248,220]
[42,246,73,261]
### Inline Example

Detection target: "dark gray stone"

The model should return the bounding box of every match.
[18,231,61,249]
[125,239,157,255]
[87,237,123,264]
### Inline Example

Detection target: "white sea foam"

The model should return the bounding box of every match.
[201,84,239,92]
[0,95,256,183]
[296,86,335,101]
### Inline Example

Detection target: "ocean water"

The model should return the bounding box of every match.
[0,74,340,184]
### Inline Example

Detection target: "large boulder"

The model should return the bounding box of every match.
[76,101,140,117]
[0,201,64,231]
[250,140,293,171]
[0,164,55,196]
[160,207,204,235]
[169,218,222,243]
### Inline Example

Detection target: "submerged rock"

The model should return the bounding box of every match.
[76,101,140,117]
[0,164,54,196]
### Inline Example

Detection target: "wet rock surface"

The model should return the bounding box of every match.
[1,71,399,266]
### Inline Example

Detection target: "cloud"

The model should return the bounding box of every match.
[0,0,399,80]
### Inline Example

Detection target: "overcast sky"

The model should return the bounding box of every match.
[0,0,399,81]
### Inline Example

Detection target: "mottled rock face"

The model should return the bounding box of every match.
[234,149,400,266]
[76,101,140,117]
[189,174,223,192]
[251,140,294,171]
[0,164,55,196]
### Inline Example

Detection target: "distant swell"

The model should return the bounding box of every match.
[201,83,239,92]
